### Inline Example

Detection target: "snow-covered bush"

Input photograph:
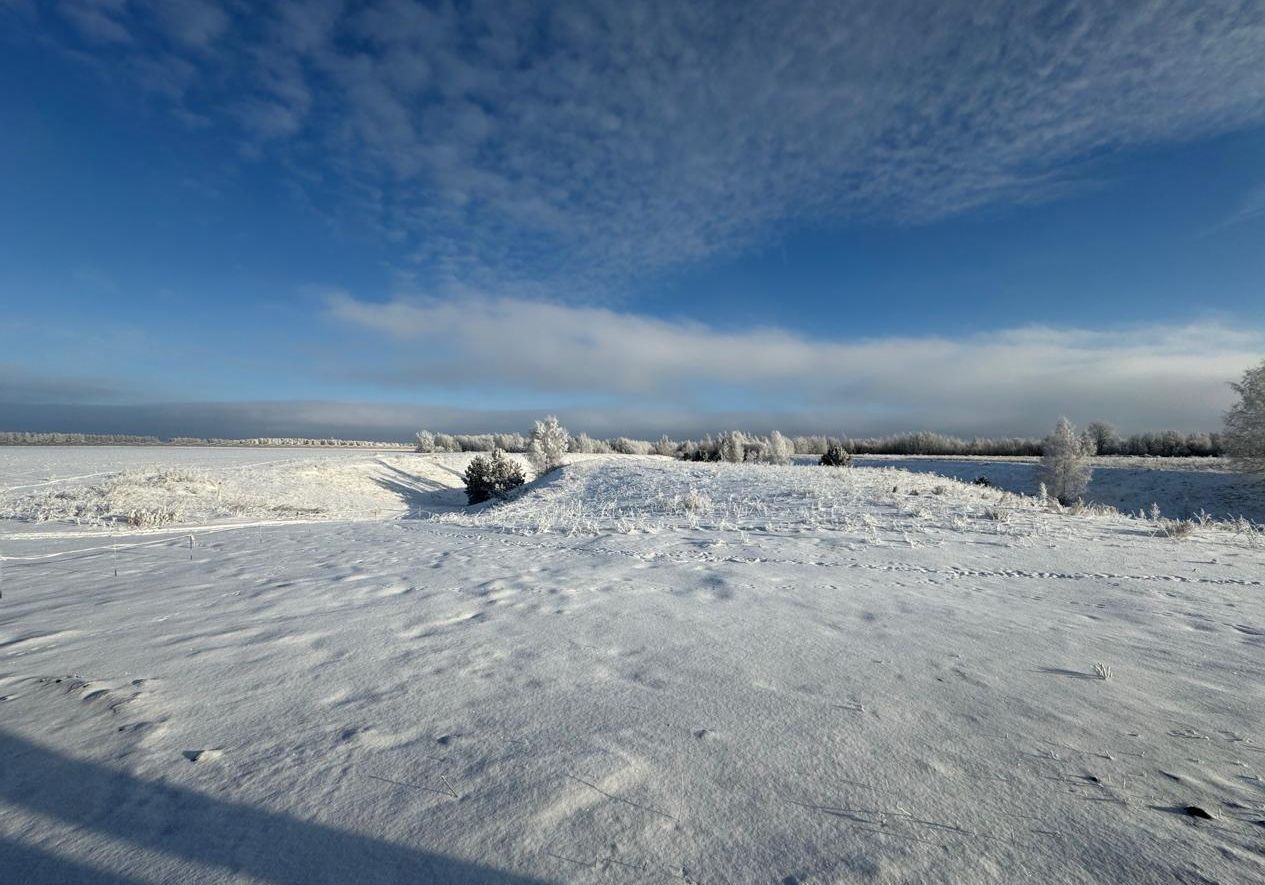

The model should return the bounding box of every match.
[609,437,652,455]
[1155,517,1196,539]
[718,431,746,463]
[651,435,677,457]
[670,488,712,513]
[1038,418,1094,505]
[1224,359,1265,476]
[462,450,526,504]
[527,416,571,474]
[414,430,437,453]
[682,442,719,461]
[820,444,852,467]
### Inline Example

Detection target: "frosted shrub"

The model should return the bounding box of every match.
[819,444,852,467]
[462,450,525,505]
[527,416,571,474]
[1038,418,1094,505]
[1155,515,1196,539]
[609,437,652,455]
[127,506,181,528]
[671,488,712,513]
[414,430,436,453]
[1224,359,1265,476]
[651,435,677,457]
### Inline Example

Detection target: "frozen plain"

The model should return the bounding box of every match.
[1,448,1263,884]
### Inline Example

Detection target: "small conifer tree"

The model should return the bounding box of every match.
[463,449,526,504]
[820,444,852,467]
[527,416,571,474]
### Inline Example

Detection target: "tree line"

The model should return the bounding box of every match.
[0,432,409,448]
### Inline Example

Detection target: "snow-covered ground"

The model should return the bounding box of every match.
[1,449,1263,883]
[833,455,1265,523]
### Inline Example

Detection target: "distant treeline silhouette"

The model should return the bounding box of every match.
[2,425,1224,458]
[0,432,409,448]
[417,425,1223,459]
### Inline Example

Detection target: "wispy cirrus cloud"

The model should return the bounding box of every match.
[24,0,1265,296]
[327,292,1264,435]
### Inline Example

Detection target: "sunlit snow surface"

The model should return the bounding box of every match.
[1,449,1262,883]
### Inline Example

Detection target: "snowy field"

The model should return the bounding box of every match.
[1,448,1263,883]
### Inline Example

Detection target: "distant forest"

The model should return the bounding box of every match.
[0,432,409,449]
[0,425,1224,458]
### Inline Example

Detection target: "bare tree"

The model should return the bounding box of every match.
[1038,418,1094,505]
[1224,359,1265,476]
[1084,421,1119,456]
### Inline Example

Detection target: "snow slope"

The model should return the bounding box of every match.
[1,452,1263,883]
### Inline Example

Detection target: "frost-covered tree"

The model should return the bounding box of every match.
[1038,418,1094,505]
[414,430,436,453]
[718,430,746,463]
[761,430,793,465]
[794,434,829,455]
[1224,359,1265,476]
[527,415,571,474]
[651,435,676,457]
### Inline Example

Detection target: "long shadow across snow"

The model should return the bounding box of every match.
[0,730,547,884]
[370,461,468,515]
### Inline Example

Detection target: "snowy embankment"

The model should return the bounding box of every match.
[1,451,1263,883]
[0,449,503,529]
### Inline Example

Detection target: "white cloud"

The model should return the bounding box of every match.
[1209,181,1265,233]
[150,0,228,49]
[58,0,131,44]
[40,0,1265,295]
[328,292,1264,435]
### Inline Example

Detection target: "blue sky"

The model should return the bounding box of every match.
[1,0,1263,440]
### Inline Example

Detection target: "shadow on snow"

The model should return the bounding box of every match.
[0,730,547,884]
